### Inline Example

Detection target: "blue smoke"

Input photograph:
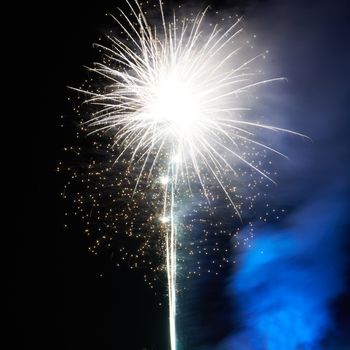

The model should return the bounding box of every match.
[191,0,350,348]
[222,190,349,350]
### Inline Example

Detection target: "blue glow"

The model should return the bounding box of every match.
[226,192,348,350]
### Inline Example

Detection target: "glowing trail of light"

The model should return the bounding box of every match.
[168,158,177,350]
[160,152,178,349]
[74,1,307,348]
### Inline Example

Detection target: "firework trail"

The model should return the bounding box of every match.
[74,1,305,348]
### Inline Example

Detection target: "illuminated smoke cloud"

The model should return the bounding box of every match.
[223,188,349,350]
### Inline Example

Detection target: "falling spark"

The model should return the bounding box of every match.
[72,1,306,349]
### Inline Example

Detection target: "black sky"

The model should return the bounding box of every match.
[11,1,169,349]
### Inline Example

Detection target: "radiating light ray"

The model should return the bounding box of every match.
[72,1,308,349]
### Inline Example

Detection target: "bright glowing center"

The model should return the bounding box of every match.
[151,74,200,134]
[159,175,169,185]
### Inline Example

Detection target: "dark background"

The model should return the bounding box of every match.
[10,1,171,348]
[9,0,350,349]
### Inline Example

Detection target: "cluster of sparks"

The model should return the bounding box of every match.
[61,1,305,349]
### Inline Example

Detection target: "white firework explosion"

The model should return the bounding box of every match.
[74,1,306,349]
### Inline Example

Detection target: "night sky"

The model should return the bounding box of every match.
[11,0,350,349]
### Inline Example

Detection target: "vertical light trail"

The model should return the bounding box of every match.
[169,172,177,350]
[163,152,178,349]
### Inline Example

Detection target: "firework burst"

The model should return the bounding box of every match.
[69,1,306,349]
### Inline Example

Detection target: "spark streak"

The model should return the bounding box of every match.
[74,1,306,348]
